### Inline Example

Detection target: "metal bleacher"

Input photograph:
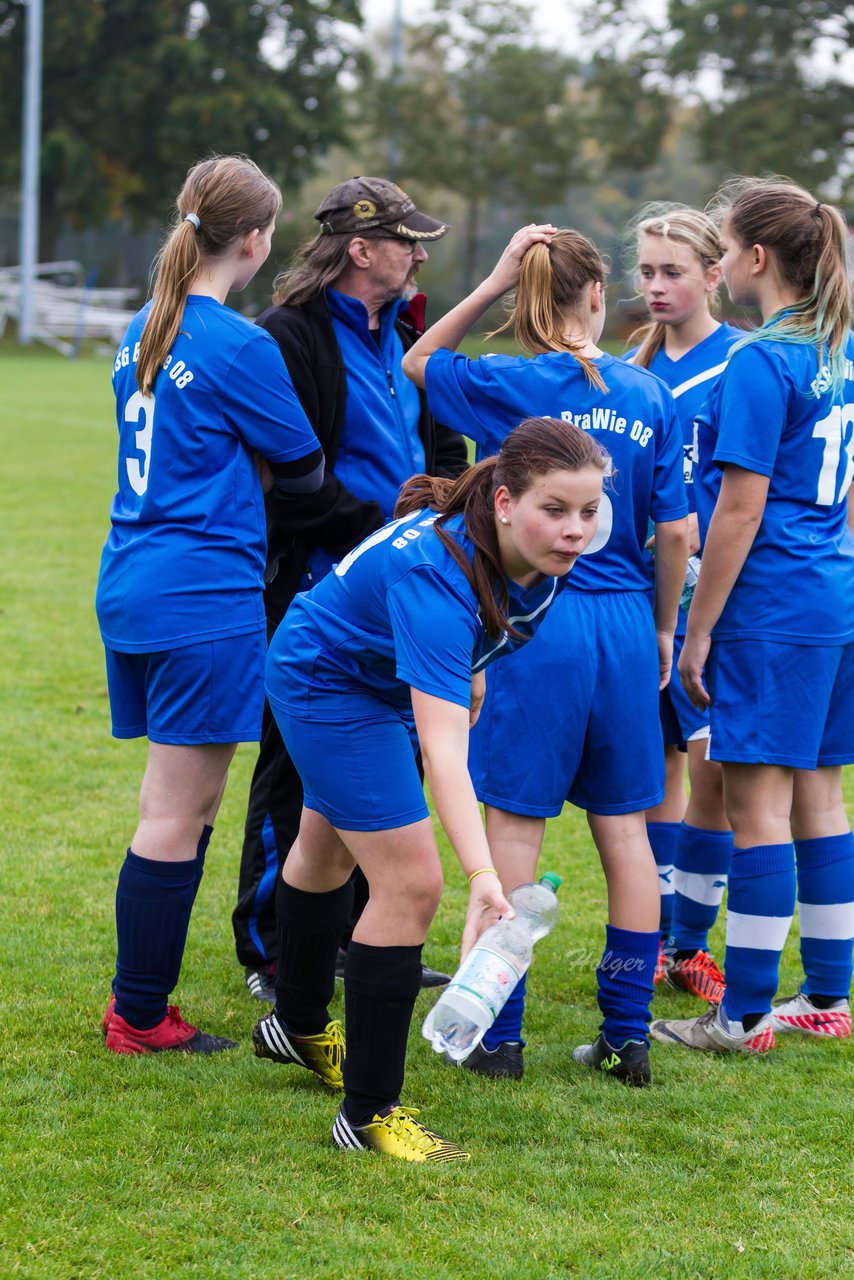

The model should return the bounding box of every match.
[0,261,139,356]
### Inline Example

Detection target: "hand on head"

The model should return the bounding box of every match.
[486,224,558,295]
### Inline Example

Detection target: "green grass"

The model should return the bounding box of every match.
[1,350,852,1280]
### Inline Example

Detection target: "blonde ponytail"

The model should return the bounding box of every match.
[137,155,282,396]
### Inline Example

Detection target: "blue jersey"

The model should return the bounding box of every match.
[627,323,741,637]
[266,509,564,720]
[425,349,687,593]
[629,324,742,515]
[695,334,854,644]
[96,296,320,653]
[304,289,425,585]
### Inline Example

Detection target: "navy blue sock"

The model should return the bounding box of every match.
[113,850,198,1030]
[596,924,658,1047]
[343,942,423,1127]
[274,880,354,1034]
[647,822,678,939]
[483,972,527,1050]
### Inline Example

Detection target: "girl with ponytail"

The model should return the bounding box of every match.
[96,155,323,1057]
[403,225,689,1088]
[626,204,742,1004]
[259,417,606,1161]
[651,177,854,1057]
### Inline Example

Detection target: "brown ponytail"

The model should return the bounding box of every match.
[491,231,609,392]
[395,416,608,639]
[136,155,282,396]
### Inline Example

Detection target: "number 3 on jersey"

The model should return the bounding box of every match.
[124,391,154,496]
[813,404,854,506]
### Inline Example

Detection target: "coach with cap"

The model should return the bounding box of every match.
[233,177,468,1001]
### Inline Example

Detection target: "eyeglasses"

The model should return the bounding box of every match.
[373,236,420,254]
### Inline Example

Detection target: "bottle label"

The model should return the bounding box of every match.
[450,945,523,1019]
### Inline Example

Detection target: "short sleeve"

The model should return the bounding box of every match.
[424,349,511,455]
[712,345,788,478]
[386,565,480,708]
[650,395,690,522]
[224,329,320,463]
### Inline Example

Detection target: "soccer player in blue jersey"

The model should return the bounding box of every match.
[651,177,854,1056]
[253,417,607,1160]
[404,225,689,1086]
[96,156,324,1055]
[627,204,742,1004]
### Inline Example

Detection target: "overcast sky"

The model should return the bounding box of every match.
[360,0,583,50]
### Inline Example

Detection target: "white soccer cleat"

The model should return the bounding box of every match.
[650,1003,775,1054]
[770,990,851,1039]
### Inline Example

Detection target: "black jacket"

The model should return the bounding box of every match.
[256,291,469,626]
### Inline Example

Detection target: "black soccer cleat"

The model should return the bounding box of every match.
[449,1040,524,1080]
[573,1033,652,1087]
[244,963,276,1003]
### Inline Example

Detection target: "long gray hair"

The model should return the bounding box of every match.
[272,234,354,306]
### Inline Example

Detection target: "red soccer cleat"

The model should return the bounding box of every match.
[105,1004,236,1055]
[666,951,726,1005]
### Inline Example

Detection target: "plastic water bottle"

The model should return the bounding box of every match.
[680,555,701,611]
[422,873,561,1061]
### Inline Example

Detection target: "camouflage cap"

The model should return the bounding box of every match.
[314,176,449,241]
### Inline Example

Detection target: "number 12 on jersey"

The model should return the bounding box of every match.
[813,404,854,506]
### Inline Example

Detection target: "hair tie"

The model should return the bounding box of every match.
[184,213,201,231]
[813,203,822,217]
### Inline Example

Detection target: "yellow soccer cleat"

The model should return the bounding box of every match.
[332,1104,470,1163]
[252,1010,344,1089]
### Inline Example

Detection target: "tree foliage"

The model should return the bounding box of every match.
[0,0,363,254]
[581,0,853,199]
[365,0,582,291]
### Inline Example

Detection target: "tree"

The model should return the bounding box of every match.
[667,0,853,196]
[0,0,363,257]
[580,0,853,199]
[365,0,582,292]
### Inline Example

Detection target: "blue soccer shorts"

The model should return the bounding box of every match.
[707,637,854,769]
[469,589,665,817]
[104,630,266,745]
[269,697,428,832]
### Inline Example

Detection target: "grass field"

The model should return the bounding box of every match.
[1,349,852,1280]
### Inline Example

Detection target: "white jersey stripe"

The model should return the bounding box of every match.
[798,900,854,941]
[472,578,560,671]
[671,360,729,400]
[726,910,793,951]
[674,868,727,907]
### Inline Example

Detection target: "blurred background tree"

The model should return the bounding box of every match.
[362,0,582,293]
[0,0,363,259]
[580,0,853,200]
[1,0,850,323]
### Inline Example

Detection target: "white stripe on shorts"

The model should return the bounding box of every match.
[726,910,793,952]
[673,868,727,907]
[798,900,854,941]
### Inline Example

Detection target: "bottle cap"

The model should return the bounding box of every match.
[540,872,561,892]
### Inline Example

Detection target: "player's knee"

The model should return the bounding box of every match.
[407,866,444,930]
